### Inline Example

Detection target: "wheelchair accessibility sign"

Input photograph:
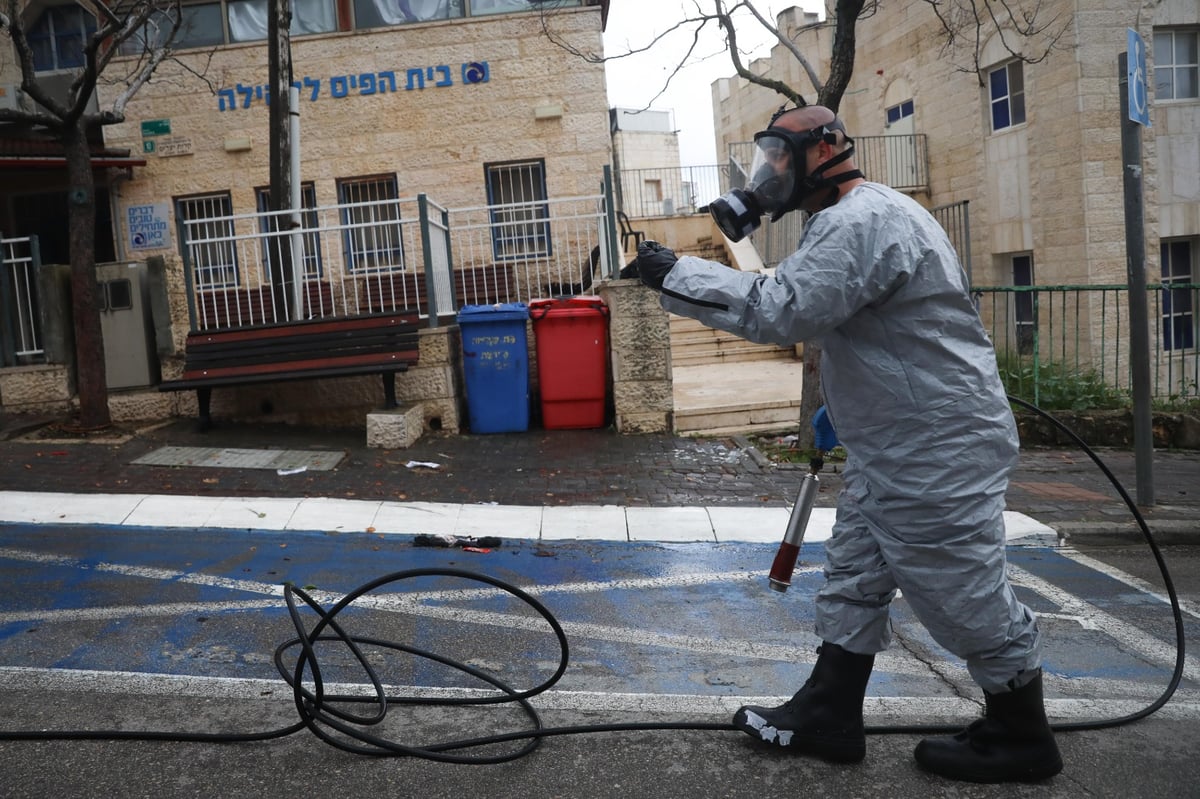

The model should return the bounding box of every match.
[1127,28,1152,127]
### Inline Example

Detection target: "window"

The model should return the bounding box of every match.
[1161,239,1196,352]
[176,193,239,289]
[1012,254,1035,355]
[354,0,462,30]
[338,176,404,272]
[485,160,550,260]
[988,62,1026,132]
[254,184,323,280]
[120,0,335,52]
[469,0,580,17]
[1154,29,1199,100]
[28,5,97,72]
[644,179,663,202]
[885,99,913,127]
[228,0,337,42]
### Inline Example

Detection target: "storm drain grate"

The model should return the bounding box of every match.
[132,446,345,472]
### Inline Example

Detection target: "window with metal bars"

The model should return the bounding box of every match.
[338,175,404,272]
[254,184,323,280]
[1161,239,1196,352]
[175,192,238,289]
[485,160,550,260]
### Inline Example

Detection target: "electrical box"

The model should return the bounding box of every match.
[96,262,160,389]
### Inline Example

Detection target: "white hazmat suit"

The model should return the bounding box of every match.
[658,182,1041,692]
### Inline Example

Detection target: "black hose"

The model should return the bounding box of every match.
[0,400,1186,753]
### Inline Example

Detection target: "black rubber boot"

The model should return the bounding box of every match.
[732,642,875,762]
[914,670,1062,783]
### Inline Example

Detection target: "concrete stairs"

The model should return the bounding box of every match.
[669,309,804,437]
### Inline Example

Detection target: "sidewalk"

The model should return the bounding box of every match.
[1,416,1196,542]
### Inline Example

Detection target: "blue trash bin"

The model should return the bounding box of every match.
[457,303,530,433]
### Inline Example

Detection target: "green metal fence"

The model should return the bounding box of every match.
[974,283,1200,407]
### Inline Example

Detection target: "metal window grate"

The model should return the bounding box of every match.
[177,193,238,289]
[255,184,323,280]
[337,176,404,272]
[486,160,550,260]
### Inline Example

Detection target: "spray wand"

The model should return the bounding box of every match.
[767,406,838,593]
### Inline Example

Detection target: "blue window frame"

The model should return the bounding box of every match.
[176,192,239,289]
[338,175,405,273]
[988,62,1026,132]
[485,159,551,261]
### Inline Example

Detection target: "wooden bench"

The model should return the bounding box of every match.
[159,311,420,429]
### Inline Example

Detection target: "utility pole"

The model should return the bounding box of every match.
[1119,30,1154,506]
[268,0,298,320]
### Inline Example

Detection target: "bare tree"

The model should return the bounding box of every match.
[1,0,183,429]
[545,0,1070,447]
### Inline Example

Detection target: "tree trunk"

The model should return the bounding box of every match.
[798,342,822,449]
[63,123,111,429]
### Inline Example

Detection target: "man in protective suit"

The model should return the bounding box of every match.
[632,105,1062,784]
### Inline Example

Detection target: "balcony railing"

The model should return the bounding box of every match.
[178,189,618,331]
[613,165,725,218]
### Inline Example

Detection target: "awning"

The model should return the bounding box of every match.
[0,134,145,170]
[0,155,147,169]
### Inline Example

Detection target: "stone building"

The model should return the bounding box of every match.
[0,1,687,437]
[712,1,1198,398]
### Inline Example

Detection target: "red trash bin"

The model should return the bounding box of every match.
[528,297,610,429]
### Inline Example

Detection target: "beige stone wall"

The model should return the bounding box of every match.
[597,278,672,433]
[99,8,611,255]
[708,0,1195,296]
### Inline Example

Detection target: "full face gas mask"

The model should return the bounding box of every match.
[706,121,862,242]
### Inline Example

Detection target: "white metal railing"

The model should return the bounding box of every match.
[616,165,724,218]
[446,194,613,305]
[179,191,615,331]
[0,235,45,364]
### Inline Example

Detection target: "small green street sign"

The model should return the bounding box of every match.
[141,119,171,137]
[143,140,156,154]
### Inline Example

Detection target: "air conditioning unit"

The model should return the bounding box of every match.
[0,84,22,111]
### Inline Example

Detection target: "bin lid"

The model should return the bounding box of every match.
[528,296,607,319]
[457,302,530,323]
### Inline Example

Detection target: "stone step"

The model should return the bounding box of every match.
[673,348,796,368]
[671,360,804,437]
[674,399,802,436]
[669,314,795,368]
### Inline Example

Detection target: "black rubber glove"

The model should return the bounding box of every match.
[635,240,678,291]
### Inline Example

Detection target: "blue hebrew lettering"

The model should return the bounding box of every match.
[237,83,255,108]
[406,68,425,91]
[378,71,397,93]
[218,88,236,111]
[435,65,452,87]
[462,61,489,84]
[303,76,321,101]
[331,75,349,98]
[359,74,377,95]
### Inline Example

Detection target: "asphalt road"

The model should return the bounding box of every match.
[1,522,1198,798]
